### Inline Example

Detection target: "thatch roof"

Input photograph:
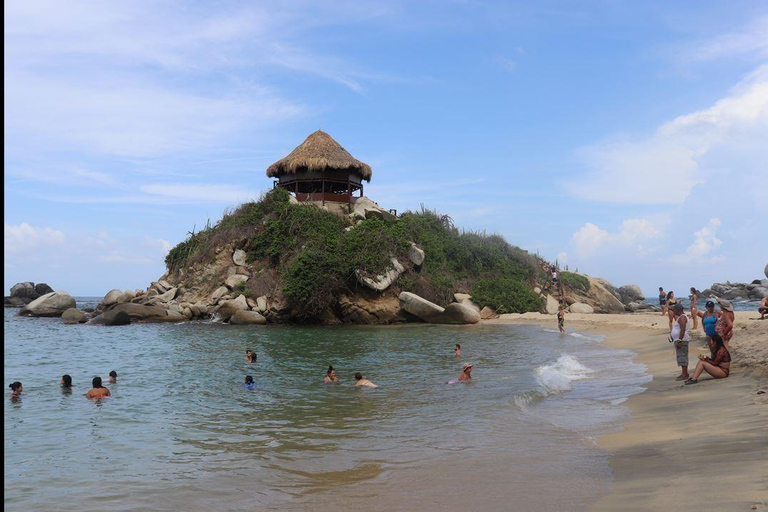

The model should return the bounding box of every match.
[266,130,372,181]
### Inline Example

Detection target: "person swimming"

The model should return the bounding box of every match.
[108,370,117,383]
[61,375,73,388]
[354,372,378,388]
[454,344,461,357]
[323,366,340,383]
[458,363,474,382]
[245,350,257,363]
[244,376,257,390]
[85,377,111,399]
[9,381,22,400]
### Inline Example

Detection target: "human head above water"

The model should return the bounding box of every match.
[61,375,72,387]
[9,381,22,392]
[327,365,334,376]
[109,370,117,380]
[92,377,103,388]
[244,375,254,384]
[354,372,363,381]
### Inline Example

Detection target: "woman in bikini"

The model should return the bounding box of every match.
[685,334,730,384]
[689,287,699,330]
[658,287,667,316]
[666,291,677,331]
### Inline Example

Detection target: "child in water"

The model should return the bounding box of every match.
[244,376,257,390]
[454,344,461,357]
[245,350,256,363]
[108,371,118,383]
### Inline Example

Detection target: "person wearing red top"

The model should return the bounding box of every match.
[685,334,731,385]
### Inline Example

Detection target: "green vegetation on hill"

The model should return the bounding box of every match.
[559,271,590,292]
[166,188,545,320]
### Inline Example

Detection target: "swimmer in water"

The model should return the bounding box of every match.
[323,366,340,383]
[245,350,256,363]
[85,377,111,399]
[9,381,22,400]
[454,344,461,357]
[354,372,378,388]
[458,363,474,382]
[61,374,73,390]
[108,370,117,383]
[244,376,257,390]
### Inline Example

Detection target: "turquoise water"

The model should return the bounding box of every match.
[5,300,650,511]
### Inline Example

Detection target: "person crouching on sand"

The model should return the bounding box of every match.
[458,363,474,382]
[354,372,378,388]
[668,304,690,381]
[686,334,731,385]
[86,377,111,399]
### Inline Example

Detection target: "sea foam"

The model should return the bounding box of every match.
[534,354,593,394]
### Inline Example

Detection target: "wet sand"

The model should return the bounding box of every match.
[487,311,768,511]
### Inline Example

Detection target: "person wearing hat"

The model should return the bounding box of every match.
[668,303,690,381]
[458,363,474,382]
[713,297,735,350]
[695,300,718,342]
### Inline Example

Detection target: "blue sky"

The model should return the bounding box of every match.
[5,0,768,297]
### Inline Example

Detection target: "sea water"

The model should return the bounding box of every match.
[4,301,650,512]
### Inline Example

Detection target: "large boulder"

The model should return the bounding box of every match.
[230,310,267,325]
[441,303,481,324]
[10,282,38,300]
[89,303,179,324]
[399,292,445,323]
[544,294,559,315]
[34,283,54,296]
[338,295,402,324]
[102,289,123,307]
[355,258,404,292]
[586,278,626,313]
[256,295,268,313]
[211,286,229,299]
[233,249,247,266]
[19,291,76,317]
[453,293,480,313]
[479,306,499,319]
[569,303,595,314]
[5,297,27,307]
[224,274,249,289]
[408,243,425,267]
[618,285,645,305]
[221,294,249,311]
[61,308,87,324]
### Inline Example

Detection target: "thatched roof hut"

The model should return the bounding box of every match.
[266,130,372,203]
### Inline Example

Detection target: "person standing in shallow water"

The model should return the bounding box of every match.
[61,375,73,390]
[9,382,22,400]
[454,344,461,358]
[108,371,117,383]
[557,308,566,334]
[86,377,110,399]
[458,363,474,382]
[668,304,690,381]
[245,350,256,363]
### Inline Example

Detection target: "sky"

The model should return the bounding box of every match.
[4,0,768,298]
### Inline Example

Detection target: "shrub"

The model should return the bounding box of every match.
[559,271,590,292]
[471,278,544,314]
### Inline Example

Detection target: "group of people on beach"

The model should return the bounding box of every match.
[661,286,734,386]
[9,371,117,401]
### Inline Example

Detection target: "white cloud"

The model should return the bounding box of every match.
[570,218,665,260]
[669,218,724,264]
[568,65,768,204]
[686,16,768,63]
[4,223,66,255]
[142,237,172,255]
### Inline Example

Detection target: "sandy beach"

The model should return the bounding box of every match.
[487,311,768,511]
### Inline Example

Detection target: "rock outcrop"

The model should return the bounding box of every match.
[703,280,768,301]
[569,303,594,314]
[89,303,182,325]
[355,258,405,292]
[62,308,87,324]
[618,285,644,304]
[18,291,76,317]
[5,282,55,307]
[398,292,479,324]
